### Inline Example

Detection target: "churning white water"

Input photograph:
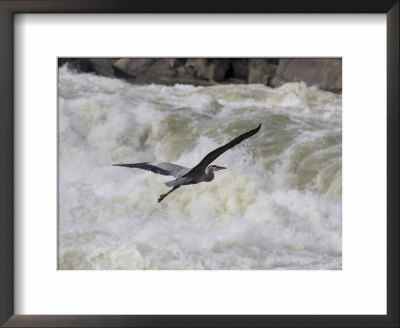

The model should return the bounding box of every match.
[58,65,342,270]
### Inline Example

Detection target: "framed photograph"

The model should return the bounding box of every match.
[0,1,398,327]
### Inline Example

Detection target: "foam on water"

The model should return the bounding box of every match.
[58,65,342,270]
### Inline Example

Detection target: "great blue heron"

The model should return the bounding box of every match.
[114,123,261,203]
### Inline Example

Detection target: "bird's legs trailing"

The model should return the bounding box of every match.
[158,186,180,203]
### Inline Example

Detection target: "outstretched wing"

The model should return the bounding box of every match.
[113,162,188,177]
[183,123,261,178]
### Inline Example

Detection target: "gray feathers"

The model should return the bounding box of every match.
[112,162,189,178]
[164,177,186,187]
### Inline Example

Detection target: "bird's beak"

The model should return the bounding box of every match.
[219,167,227,171]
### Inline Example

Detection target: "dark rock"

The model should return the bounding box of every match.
[59,58,342,93]
[248,59,278,85]
[112,58,177,83]
[231,59,249,81]
[185,58,212,80]
[270,58,342,92]
[59,58,117,77]
[89,59,117,77]
[113,58,157,79]
[183,59,230,82]
[171,58,187,68]
[151,60,177,77]
[212,60,230,82]
[176,64,194,78]
[59,58,94,73]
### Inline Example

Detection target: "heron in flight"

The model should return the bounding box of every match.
[113,124,261,203]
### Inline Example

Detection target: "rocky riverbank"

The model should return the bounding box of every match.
[59,58,342,93]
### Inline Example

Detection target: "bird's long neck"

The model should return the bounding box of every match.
[205,167,215,181]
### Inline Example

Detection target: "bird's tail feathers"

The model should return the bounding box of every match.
[165,178,181,187]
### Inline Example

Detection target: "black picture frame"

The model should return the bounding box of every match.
[0,1,398,327]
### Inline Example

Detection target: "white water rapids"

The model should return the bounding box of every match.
[58,65,342,270]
